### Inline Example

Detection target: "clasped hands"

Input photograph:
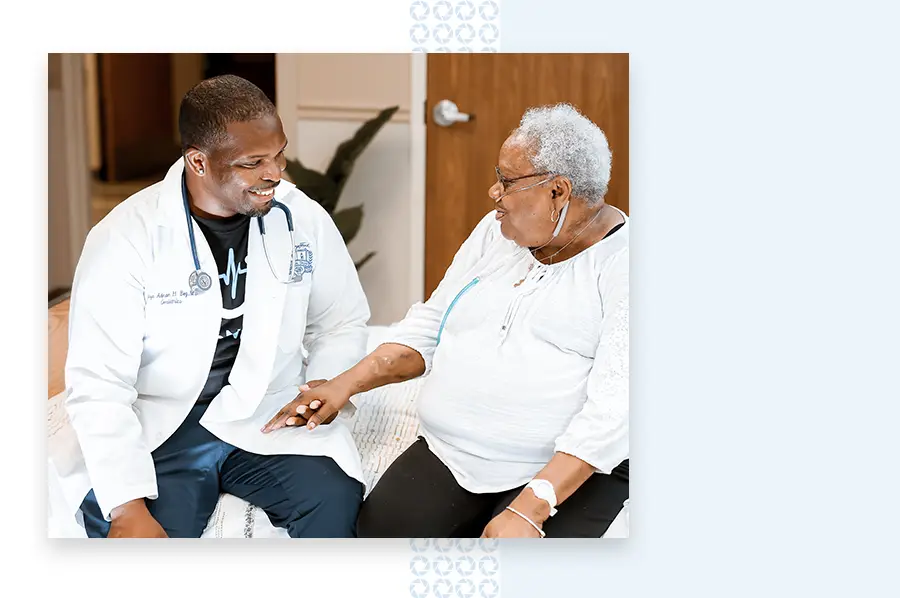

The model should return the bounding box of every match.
[261,378,549,538]
[261,378,350,433]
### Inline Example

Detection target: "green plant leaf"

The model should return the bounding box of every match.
[284,158,339,211]
[332,206,364,244]
[354,251,376,270]
[325,105,399,202]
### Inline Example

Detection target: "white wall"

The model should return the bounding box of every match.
[277,54,417,326]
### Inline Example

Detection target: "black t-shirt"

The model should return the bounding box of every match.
[192,212,251,404]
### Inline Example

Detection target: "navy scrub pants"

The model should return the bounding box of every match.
[80,403,363,538]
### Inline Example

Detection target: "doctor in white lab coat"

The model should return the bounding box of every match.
[50,75,370,538]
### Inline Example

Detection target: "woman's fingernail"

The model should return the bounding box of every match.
[310,400,321,409]
[308,422,317,431]
[296,405,307,413]
[287,418,297,426]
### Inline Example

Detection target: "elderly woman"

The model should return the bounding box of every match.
[264,103,628,538]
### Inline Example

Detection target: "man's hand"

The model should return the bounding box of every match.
[107,499,168,538]
[261,379,351,433]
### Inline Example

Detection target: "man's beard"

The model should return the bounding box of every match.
[237,196,274,218]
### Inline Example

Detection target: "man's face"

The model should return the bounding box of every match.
[204,114,288,217]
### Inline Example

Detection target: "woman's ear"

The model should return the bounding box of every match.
[556,176,573,201]
[551,176,572,207]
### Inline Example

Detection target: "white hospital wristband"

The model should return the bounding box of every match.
[525,479,558,517]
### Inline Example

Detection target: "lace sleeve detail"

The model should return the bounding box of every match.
[554,249,629,473]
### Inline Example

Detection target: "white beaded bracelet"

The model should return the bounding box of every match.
[505,506,546,538]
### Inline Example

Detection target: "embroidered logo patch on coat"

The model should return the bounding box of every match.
[292,243,314,281]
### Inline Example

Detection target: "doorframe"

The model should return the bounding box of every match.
[275,53,429,307]
[59,53,92,281]
[409,53,427,304]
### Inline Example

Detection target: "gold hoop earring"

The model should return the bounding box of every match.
[550,208,559,223]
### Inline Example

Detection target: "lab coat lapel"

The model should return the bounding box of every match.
[157,159,222,329]
[212,203,289,421]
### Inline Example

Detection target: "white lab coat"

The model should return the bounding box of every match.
[50,159,371,523]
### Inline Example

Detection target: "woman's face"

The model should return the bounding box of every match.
[489,138,569,247]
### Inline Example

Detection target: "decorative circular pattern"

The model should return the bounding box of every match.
[478,579,500,598]
[411,555,431,576]
[410,0,430,20]
[433,555,454,577]
[434,579,454,598]
[433,22,453,44]
[478,23,499,44]
[455,555,477,577]
[455,579,476,598]
[409,23,430,43]
[455,0,476,20]
[479,0,499,21]
[433,0,454,20]
[456,23,476,44]
[478,555,499,576]
[456,538,477,553]
[408,0,500,52]
[433,538,458,552]
[410,579,430,598]
[408,537,501,598]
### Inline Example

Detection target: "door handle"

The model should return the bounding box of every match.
[432,100,473,127]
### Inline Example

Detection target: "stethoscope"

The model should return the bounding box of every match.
[181,173,308,294]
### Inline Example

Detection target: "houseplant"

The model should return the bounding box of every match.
[283,105,399,269]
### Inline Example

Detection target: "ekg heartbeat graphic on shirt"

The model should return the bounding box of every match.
[220,328,241,340]
[219,247,248,301]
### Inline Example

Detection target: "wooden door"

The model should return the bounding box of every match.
[425,53,629,296]
[98,53,181,181]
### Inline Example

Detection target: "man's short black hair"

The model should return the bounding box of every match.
[178,74,277,153]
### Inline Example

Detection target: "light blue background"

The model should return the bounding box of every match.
[500,0,900,596]
[10,1,900,596]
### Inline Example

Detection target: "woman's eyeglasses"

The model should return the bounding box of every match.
[494,166,556,199]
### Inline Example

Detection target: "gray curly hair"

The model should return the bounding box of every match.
[508,103,612,206]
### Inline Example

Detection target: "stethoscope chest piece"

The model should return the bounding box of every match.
[189,269,213,294]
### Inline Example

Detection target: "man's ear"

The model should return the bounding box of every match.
[184,149,208,176]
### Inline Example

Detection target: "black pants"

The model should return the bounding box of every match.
[357,437,629,538]
[80,403,364,538]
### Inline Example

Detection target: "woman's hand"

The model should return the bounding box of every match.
[481,509,543,538]
[481,492,550,538]
[261,379,351,433]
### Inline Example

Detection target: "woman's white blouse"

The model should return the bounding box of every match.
[385,209,629,493]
